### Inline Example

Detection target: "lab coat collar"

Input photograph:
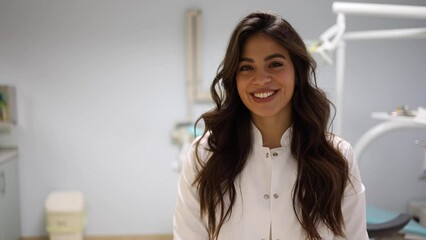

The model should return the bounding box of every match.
[251,122,292,148]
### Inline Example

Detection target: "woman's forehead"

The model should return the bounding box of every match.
[240,34,290,59]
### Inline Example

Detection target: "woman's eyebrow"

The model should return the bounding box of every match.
[239,57,254,63]
[239,53,287,63]
[264,53,287,61]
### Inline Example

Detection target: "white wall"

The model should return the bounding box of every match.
[0,0,425,237]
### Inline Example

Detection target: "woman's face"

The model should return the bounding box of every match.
[236,33,295,124]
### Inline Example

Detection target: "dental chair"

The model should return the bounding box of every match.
[367,206,426,239]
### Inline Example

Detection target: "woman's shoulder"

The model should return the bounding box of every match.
[326,133,353,159]
[191,131,211,152]
[180,132,213,178]
[187,131,213,165]
[327,133,364,195]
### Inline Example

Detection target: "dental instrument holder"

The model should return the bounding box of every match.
[171,122,194,171]
[171,121,203,171]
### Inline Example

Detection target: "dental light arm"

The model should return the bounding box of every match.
[333,2,426,19]
[311,2,426,135]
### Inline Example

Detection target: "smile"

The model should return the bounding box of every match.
[252,90,277,99]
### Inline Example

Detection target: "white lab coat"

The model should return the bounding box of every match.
[173,125,369,240]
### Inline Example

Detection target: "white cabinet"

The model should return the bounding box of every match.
[0,150,20,240]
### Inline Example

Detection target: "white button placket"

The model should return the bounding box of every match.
[263,149,272,240]
[271,150,280,201]
[270,149,283,240]
[264,150,271,201]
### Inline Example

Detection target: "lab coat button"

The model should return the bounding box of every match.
[272,152,278,157]
[263,194,270,200]
[266,153,269,158]
[273,193,279,199]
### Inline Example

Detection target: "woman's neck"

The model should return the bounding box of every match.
[252,114,292,148]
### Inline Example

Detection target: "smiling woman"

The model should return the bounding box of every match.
[236,34,295,148]
[173,11,368,240]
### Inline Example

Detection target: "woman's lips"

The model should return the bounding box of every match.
[251,90,278,102]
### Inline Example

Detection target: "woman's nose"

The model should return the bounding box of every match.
[253,71,271,85]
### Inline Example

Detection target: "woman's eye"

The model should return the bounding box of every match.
[269,62,283,68]
[239,65,253,71]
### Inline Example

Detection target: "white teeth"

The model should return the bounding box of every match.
[254,91,274,99]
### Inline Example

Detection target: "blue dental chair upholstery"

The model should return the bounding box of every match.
[367,206,426,238]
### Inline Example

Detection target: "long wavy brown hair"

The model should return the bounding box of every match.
[193,11,349,240]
